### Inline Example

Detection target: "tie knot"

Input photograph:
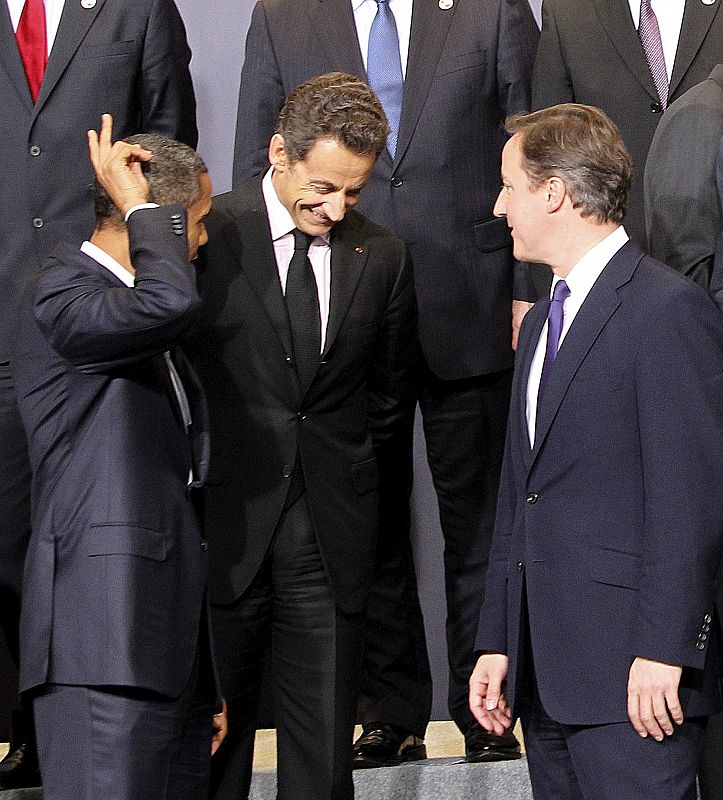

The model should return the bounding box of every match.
[375,0,389,5]
[551,279,570,304]
[292,229,314,253]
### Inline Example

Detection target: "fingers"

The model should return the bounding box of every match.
[469,654,512,735]
[627,658,684,741]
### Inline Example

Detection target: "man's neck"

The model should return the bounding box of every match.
[549,222,620,278]
[89,227,134,277]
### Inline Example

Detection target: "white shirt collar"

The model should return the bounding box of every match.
[80,240,135,288]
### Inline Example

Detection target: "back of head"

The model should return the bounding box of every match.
[275,72,390,163]
[94,134,207,230]
[506,104,633,225]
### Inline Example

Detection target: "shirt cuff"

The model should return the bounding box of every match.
[125,203,160,221]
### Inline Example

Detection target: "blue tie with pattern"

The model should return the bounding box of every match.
[367,0,404,158]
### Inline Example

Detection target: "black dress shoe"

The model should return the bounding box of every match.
[464,723,522,763]
[352,724,427,769]
[0,742,41,789]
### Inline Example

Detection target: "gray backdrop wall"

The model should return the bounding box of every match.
[174,0,541,721]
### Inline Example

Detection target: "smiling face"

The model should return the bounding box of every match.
[269,134,376,236]
[493,134,550,264]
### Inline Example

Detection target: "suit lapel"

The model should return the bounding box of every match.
[0,1,33,110]
[394,0,456,167]
[32,0,107,120]
[173,348,211,488]
[322,214,372,358]
[530,242,640,467]
[225,187,295,364]
[591,0,658,103]
[315,0,366,78]
[669,0,721,100]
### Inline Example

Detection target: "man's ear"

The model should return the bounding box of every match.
[268,134,287,172]
[545,176,566,214]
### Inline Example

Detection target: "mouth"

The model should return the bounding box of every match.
[304,206,332,226]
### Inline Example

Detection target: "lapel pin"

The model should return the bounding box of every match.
[439,0,453,9]
[81,0,96,8]
[355,247,364,254]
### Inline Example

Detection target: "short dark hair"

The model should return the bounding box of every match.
[506,104,633,225]
[93,134,207,230]
[275,72,389,163]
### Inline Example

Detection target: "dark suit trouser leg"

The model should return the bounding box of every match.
[211,495,363,800]
[0,367,33,744]
[357,402,432,737]
[33,657,214,800]
[521,678,703,800]
[698,574,723,800]
[418,366,512,730]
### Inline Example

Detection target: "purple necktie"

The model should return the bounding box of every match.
[639,0,668,109]
[537,279,570,410]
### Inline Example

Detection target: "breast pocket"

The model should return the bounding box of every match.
[78,40,137,60]
[436,48,487,77]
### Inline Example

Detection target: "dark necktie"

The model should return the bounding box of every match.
[639,0,668,109]
[537,279,570,411]
[285,229,321,393]
[367,0,404,158]
[16,0,47,103]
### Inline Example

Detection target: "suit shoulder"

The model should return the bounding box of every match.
[207,184,264,230]
[634,254,720,318]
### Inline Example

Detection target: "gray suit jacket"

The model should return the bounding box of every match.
[0,0,196,362]
[533,0,723,247]
[644,65,723,288]
[232,0,539,379]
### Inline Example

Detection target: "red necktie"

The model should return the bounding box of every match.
[16,0,47,103]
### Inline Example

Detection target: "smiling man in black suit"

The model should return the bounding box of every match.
[191,73,417,800]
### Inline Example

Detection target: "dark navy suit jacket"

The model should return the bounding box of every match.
[475,240,723,725]
[12,207,211,698]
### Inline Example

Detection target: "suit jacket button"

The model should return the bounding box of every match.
[29,144,41,156]
[282,465,292,478]
[704,613,713,624]
[170,212,182,221]
[391,176,403,188]
[703,623,711,633]
[650,101,662,114]
[200,539,208,551]
[696,641,706,650]
[32,217,43,228]
[516,561,524,572]
[699,633,708,642]
[526,492,539,504]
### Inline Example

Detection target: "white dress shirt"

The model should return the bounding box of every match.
[627,0,686,81]
[262,168,332,353]
[7,0,66,55]
[526,226,629,446]
[352,0,412,77]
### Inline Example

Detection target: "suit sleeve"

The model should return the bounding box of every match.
[707,137,723,304]
[644,105,723,288]
[367,244,417,446]
[34,207,201,372]
[139,0,198,148]
[632,284,723,670]
[232,1,285,187]
[531,0,574,111]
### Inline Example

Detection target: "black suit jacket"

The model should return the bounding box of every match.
[191,181,417,615]
[0,0,196,361]
[12,207,210,698]
[232,0,539,379]
[532,0,723,247]
[644,64,723,288]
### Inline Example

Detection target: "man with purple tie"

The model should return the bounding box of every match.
[469,103,723,800]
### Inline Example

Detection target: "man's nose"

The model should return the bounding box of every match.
[323,193,347,222]
[493,189,507,218]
